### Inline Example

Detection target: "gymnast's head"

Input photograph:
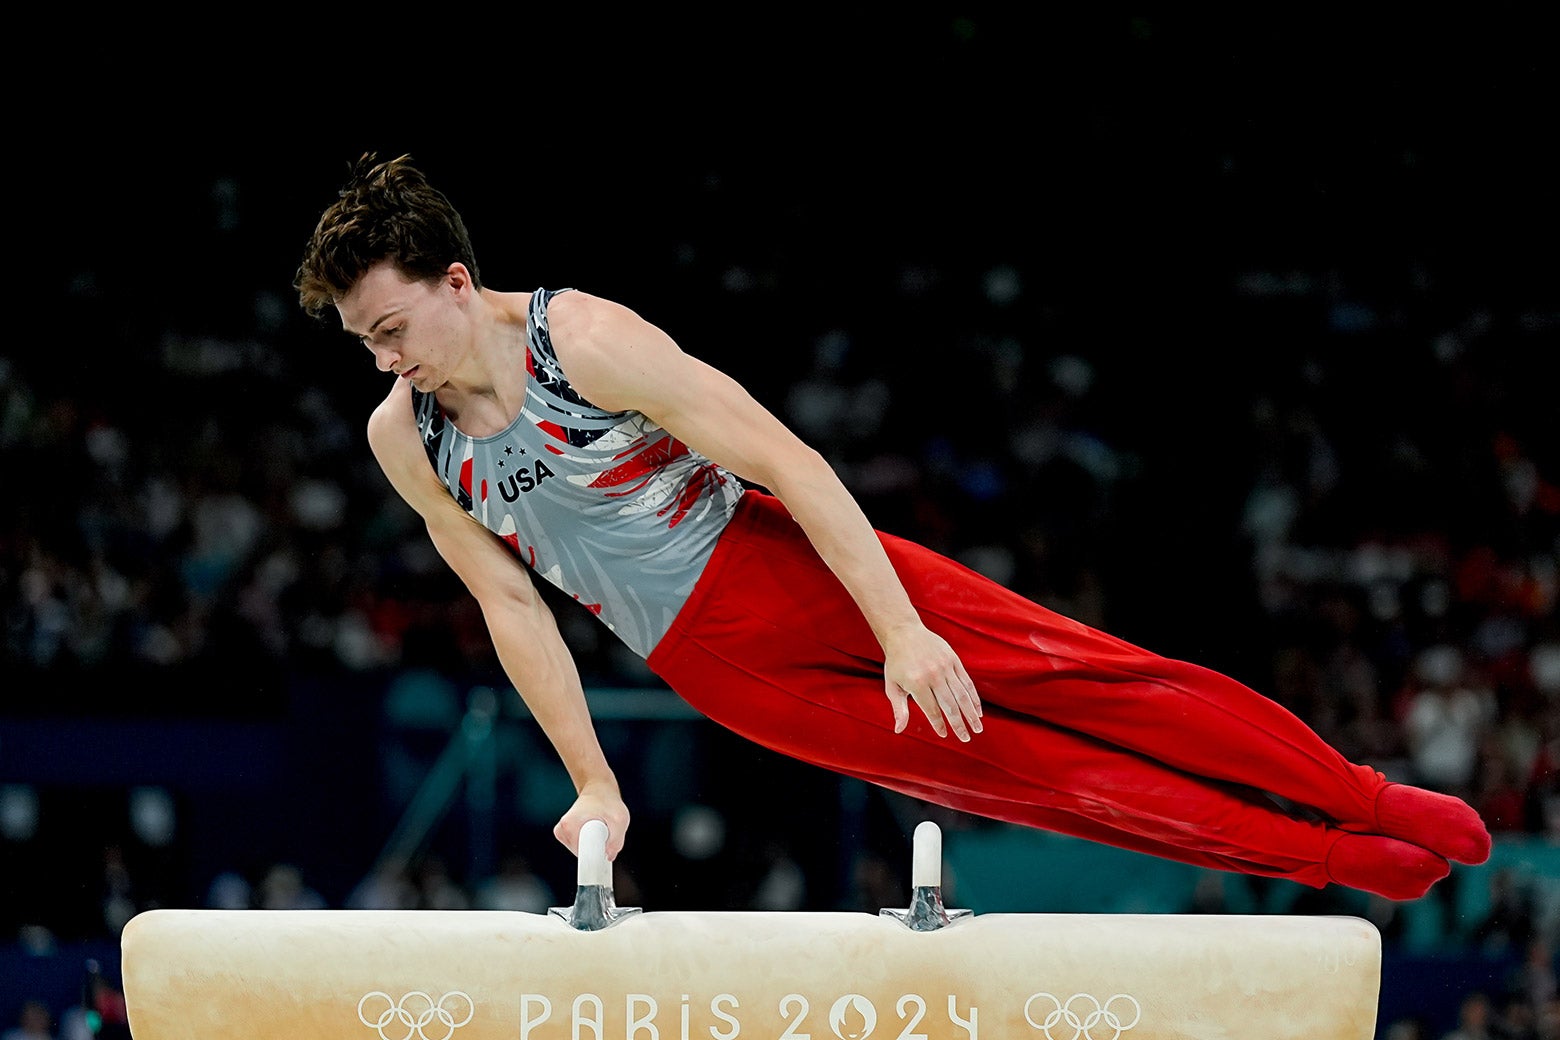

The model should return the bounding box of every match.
[295,153,481,320]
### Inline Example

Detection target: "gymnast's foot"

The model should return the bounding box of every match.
[1326,834,1449,901]
[1368,783,1492,865]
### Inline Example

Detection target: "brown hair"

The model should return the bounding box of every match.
[294,153,481,319]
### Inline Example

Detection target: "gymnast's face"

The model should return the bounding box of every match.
[337,260,473,392]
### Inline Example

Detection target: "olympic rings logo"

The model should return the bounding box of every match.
[1024,993,1141,1040]
[357,991,475,1040]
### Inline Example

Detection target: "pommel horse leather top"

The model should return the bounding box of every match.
[121,822,1381,1040]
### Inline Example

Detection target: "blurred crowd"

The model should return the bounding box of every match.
[5,190,1556,826]
[5,220,1558,1035]
[3,35,1559,1034]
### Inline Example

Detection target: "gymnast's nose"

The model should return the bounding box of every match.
[370,344,399,373]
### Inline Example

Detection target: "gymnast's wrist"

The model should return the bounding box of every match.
[576,773,622,798]
[876,615,929,648]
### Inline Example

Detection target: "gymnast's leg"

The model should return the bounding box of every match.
[650,614,1450,900]
[879,770,1451,902]
[655,491,1488,877]
[877,533,1490,866]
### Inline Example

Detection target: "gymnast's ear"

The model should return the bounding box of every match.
[444,263,475,297]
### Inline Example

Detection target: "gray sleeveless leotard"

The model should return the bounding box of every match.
[412,288,745,657]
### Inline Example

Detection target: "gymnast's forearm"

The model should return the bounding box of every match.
[765,453,923,645]
[764,453,982,739]
[482,595,619,795]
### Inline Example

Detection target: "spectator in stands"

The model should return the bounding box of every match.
[1405,645,1496,798]
[1441,990,1496,1040]
[1,1001,54,1040]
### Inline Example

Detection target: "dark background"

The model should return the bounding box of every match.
[4,11,1557,1040]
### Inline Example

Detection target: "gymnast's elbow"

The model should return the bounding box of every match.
[746,439,836,499]
[423,514,541,616]
[461,549,544,618]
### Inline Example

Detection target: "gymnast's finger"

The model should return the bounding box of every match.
[553,816,581,856]
[955,657,982,718]
[949,664,982,733]
[591,810,629,861]
[555,807,620,860]
[932,677,972,742]
[905,683,948,738]
[885,683,912,734]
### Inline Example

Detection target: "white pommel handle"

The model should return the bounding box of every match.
[577,819,611,887]
[911,821,942,888]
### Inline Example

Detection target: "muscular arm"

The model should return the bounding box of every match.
[548,292,982,741]
[366,381,630,856]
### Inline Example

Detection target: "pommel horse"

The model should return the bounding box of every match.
[121,822,1381,1039]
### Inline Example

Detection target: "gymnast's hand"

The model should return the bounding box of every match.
[883,623,983,742]
[555,782,631,861]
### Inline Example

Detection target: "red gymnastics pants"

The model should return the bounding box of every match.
[646,490,1397,891]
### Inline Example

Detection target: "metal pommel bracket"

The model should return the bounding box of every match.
[880,821,973,931]
[548,819,642,930]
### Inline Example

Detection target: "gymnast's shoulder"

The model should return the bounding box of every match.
[365,380,429,494]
